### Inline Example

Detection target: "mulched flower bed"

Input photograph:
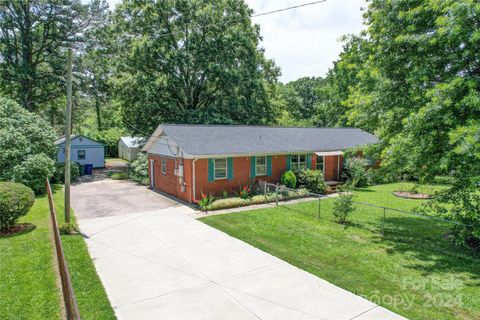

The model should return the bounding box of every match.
[392,191,433,199]
[0,223,36,237]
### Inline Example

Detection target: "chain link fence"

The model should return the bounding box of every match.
[262,182,479,258]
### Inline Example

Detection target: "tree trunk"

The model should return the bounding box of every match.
[95,95,102,130]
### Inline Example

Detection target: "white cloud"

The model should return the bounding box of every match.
[106,0,366,82]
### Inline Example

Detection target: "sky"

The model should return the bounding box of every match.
[106,0,367,82]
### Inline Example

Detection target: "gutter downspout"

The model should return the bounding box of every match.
[192,158,198,203]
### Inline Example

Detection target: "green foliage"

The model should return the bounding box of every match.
[52,162,80,184]
[239,186,251,200]
[11,154,55,195]
[0,1,93,112]
[129,153,148,185]
[0,98,56,192]
[422,180,480,249]
[332,186,355,224]
[109,172,129,180]
[59,223,77,235]
[296,169,326,194]
[343,157,371,188]
[111,0,279,134]
[281,170,297,189]
[92,127,126,158]
[197,193,215,210]
[0,182,35,231]
[205,197,249,211]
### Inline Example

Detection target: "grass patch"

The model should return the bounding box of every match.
[53,187,116,320]
[0,185,115,320]
[200,183,480,320]
[0,192,62,319]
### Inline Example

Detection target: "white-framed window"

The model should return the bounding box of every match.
[316,156,324,172]
[161,157,167,174]
[291,154,307,171]
[214,158,227,180]
[256,156,267,176]
[77,150,86,160]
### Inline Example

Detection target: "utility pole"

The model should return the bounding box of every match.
[64,48,73,224]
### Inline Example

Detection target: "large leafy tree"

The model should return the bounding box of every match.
[0,0,93,112]
[111,0,279,134]
[331,0,480,245]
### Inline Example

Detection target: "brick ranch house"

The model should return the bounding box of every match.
[142,125,378,203]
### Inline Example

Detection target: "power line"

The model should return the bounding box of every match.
[251,0,328,18]
[155,0,328,40]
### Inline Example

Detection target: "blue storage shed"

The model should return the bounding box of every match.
[55,135,105,168]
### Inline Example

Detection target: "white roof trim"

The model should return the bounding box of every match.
[315,151,344,156]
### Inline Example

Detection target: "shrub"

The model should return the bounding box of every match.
[284,188,310,199]
[205,197,249,211]
[110,172,129,180]
[281,170,297,188]
[11,154,55,194]
[296,169,327,194]
[129,152,148,185]
[52,162,80,183]
[0,98,56,193]
[0,182,35,231]
[343,157,372,187]
[239,185,251,199]
[333,186,355,224]
[197,193,214,210]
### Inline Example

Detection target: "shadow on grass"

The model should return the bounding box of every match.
[375,215,480,281]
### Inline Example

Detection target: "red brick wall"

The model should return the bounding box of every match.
[149,153,344,203]
[148,154,192,203]
[192,155,294,201]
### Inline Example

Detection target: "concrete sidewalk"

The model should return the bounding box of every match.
[79,205,405,320]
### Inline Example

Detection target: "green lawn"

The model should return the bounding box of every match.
[200,183,480,320]
[0,186,115,320]
[0,192,62,319]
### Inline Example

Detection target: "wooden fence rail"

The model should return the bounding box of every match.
[45,178,81,320]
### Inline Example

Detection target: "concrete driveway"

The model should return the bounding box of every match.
[72,178,178,219]
[73,179,405,320]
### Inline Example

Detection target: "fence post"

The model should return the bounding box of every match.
[264,181,267,204]
[275,184,279,206]
[382,207,386,236]
[317,194,321,219]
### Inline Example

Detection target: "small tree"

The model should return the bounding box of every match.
[333,185,355,224]
[0,182,35,231]
[343,157,371,188]
[281,170,297,189]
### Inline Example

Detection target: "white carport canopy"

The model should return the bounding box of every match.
[315,151,343,156]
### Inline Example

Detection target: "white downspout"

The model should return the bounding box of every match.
[192,158,198,202]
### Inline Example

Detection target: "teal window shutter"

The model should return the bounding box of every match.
[250,156,256,178]
[267,156,272,176]
[286,155,291,171]
[208,159,214,182]
[307,154,312,169]
[227,158,234,181]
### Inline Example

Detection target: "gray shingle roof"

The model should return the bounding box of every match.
[54,134,78,146]
[155,125,378,156]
